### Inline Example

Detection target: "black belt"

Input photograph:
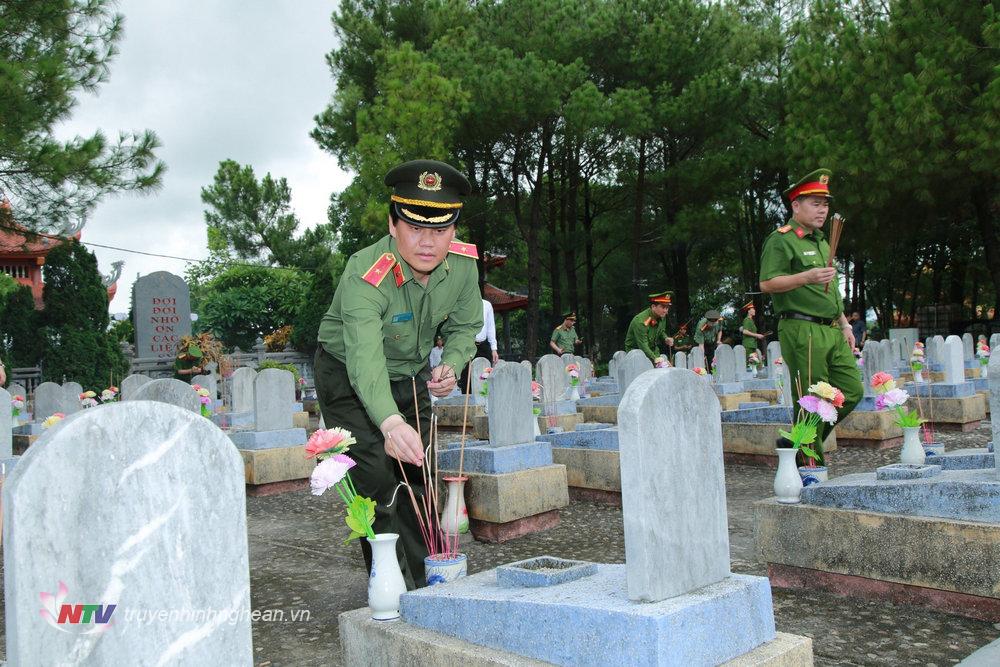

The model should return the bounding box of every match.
[780,311,836,326]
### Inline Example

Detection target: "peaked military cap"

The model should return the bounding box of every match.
[705,309,722,321]
[741,300,754,312]
[784,168,833,202]
[648,291,672,305]
[385,159,471,228]
[563,311,577,320]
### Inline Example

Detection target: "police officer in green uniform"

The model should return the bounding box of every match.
[314,159,483,589]
[739,301,766,354]
[694,310,723,369]
[759,168,862,445]
[624,291,675,363]
[173,340,204,380]
[549,312,581,355]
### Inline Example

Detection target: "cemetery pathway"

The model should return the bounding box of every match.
[0,421,995,665]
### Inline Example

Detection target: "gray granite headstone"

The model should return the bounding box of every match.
[944,336,965,384]
[33,382,63,421]
[862,343,880,397]
[962,333,974,361]
[469,357,492,398]
[62,382,83,415]
[610,350,626,384]
[519,359,532,377]
[487,363,534,447]
[2,402,252,664]
[133,271,192,359]
[990,354,1000,451]
[254,368,294,431]
[926,337,942,368]
[121,374,152,400]
[715,344,737,383]
[132,378,200,414]
[889,339,903,365]
[537,354,568,404]
[7,383,26,402]
[733,345,747,376]
[577,357,593,380]
[231,367,257,413]
[0,387,11,459]
[617,349,654,396]
[766,341,783,378]
[619,368,730,602]
[191,374,218,400]
[991,334,1000,353]
[780,364,793,405]
[688,347,705,371]
[674,351,687,370]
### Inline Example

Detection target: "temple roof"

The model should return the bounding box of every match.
[484,282,528,312]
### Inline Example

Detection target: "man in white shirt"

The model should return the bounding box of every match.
[459,299,499,392]
[428,336,445,370]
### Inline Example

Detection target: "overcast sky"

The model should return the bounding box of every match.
[56,0,352,315]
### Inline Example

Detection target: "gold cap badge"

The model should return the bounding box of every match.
[819,174,829,185]
[418,171,442,191]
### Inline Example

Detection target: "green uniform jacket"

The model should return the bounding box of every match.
[740,316,758,351]
[693,318,722,345]
[624,308,668,362]
[551,325,578,353]
[317,235,482,426]
[759,221,842,319]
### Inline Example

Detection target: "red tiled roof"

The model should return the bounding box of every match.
[484,282,528,312]
[0,226,78,256]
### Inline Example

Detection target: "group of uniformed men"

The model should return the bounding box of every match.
[314,159,861,590]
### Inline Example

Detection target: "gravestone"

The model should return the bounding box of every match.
[61,382,83,415]
[689,347,705,370]
[991,354,1000,450]
[617,349,654,396]
[7,383,26,402]
[519,360,532,377]
[779,364,793,405]
[132,271,192,359]
[715,344,737,383]
[577,357,593,381]
[254,368,294,431]
[610,350,626,383]
[619,368,729,601]
[3,402,252,664]
[121,374,152,400]
[962,333,974,361]
[862,344,884,397]
[231,367,257,413]
[926,337,943,368]
[192,374,218,400]
[33,382,62,421]
[469,357,492,398]
[890,339,903,365]
[944,336,965,385]
[486,363,534,447]
[766,341,783,378]
[0,387,11,459]
[991,333,1000,352]
[733,345,747,375]
[537,355,568,404]
[132,378,200,414]
[674,351,687,370]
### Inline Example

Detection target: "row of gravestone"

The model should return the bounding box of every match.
[460,355,594,405]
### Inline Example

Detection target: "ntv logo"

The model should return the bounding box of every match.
[40,582,116,634]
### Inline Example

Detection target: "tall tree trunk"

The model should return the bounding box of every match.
[564,143,581,326]
[630,137,647,311]
[583,177,596,358]
[972,190,1000,320]
[525,125,552,359]
[547,140,561,321]
[670,241,691,326]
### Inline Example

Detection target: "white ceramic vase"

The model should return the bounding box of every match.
[367,533,407,621]
[900,426,926,465]
[913,370,924,383]
[440,476,469,535]
[774,448,803,504]
[425,553,468,586]
[532,415,541,437]
[569,385,581,401]
[982,364,989,379]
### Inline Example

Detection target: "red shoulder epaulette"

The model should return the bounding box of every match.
[361,252,396,287]
[448,240,479,259]
[643,317,657,327]
[777,225,792,234]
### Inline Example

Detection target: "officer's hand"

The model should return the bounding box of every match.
[665,337,675,347]
[491,350,499,364]
[842,326,856,350]
[804,267,836,285]
[380,415,424,466]
[427,364,457,397]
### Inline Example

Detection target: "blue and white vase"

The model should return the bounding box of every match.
[798,466,828,486]
[424,553,468,586]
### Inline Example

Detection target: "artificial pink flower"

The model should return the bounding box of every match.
[309,455,356,496]
[531,381,542,399]
[831,389,845,409]
[879,388,909,409]
[814,399,838,424]
[798,395,820,414]
[305,427,351,458]
[199,395,212,405]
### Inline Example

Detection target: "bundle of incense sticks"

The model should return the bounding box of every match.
[824,213,846,294]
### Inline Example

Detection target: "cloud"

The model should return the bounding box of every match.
[53,0,352,313]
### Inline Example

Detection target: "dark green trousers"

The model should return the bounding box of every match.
[313,347,432,590]
[777,318,863,449]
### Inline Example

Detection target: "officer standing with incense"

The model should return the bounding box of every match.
[759,168,862,442]
[693,309,723,369]
[739,302,766,356]
[314,160,483,589]
[624,291,675,363]
[550,312,581,355]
